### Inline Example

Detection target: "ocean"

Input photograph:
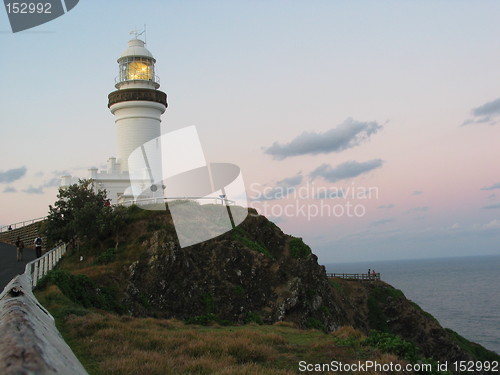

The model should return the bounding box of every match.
[325,255,500,355]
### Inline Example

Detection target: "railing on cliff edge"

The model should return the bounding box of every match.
[0,216,46,233]
[0,196,234,233]
[0,243,88,374]
[327,273,381,281]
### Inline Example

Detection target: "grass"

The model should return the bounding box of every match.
[34,285,413,375]
[288,237,311,259]
[232,226,272,258]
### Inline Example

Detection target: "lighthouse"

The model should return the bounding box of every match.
[108,37,167,173]
[61,35,168,203]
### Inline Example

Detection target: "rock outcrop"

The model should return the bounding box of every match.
[124,208,345,331]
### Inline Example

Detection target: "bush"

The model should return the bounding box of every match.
[288,237,311,259]
[232,227,272,258]
[305,317,326,331]
[44,270,124,314]
[95,248,116,264]
[364,330,419,361]
[244,311,263,325]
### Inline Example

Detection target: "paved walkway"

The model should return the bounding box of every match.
[0,242,37,292]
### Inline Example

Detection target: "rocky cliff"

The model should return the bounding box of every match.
[122,207,345,332]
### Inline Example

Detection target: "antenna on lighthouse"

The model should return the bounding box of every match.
[130,27,145,40]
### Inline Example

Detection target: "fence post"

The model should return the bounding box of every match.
[39,257,44,279]
[48,252,52,271]
[33,261,39,287]
[44,255,49,276]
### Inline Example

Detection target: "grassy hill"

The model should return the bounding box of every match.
[34,204,499,374]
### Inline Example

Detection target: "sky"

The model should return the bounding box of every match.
[1,1,500,263]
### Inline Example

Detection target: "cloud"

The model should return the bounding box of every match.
[251,173,303,201]
[3,186,17,193]
[412,190,423,196]
[482,203,500,210]
[42,177,61,188]
[0,166,27,183]
[370,218,394,226]
[316,188,344,200]
[462,98,500,126]
[408,206,430,213]
[484,219,500,229]
[264,118,383,160]
[20,173,63,194]
[22,185,44,194]
[377,204,395,209]
[309,159,384,183]
[481,183,500,191]
[276,173,303,188]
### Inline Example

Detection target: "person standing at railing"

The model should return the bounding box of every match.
[34,235,43,258]
[15,236,24,261]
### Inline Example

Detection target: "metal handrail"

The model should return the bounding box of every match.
[0,196,235,233]
[24,243,67,288]
[327,272,381,281]
[0,216,46,233]
[119,196,236,207]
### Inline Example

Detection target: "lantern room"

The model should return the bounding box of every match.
[115,38,160,89]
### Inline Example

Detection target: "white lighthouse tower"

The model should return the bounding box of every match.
[62,35,168,203]
[108,37,167,173]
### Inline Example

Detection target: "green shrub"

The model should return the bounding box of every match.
[232,227,272,258]
[367,295,389,332]
[45,270,124,314]
[233,285,245,296]
[95,248,116,264]
[288,237,311,259]
[305,317,326,332]
[203,294,215,314]
[244,311,263,325]
[185,313,217,325]
[364,330,419,361]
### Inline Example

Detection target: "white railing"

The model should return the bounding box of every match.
[25,243,67,287]
[0,242,88,374]
[0,216,46,233]
[119,196,235,207]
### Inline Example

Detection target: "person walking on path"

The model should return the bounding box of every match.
[34,235,43,258]
[15,236,24,261]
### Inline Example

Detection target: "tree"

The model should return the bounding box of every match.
[44,179,116,247]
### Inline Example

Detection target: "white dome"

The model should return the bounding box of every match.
[118,39,155,62]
